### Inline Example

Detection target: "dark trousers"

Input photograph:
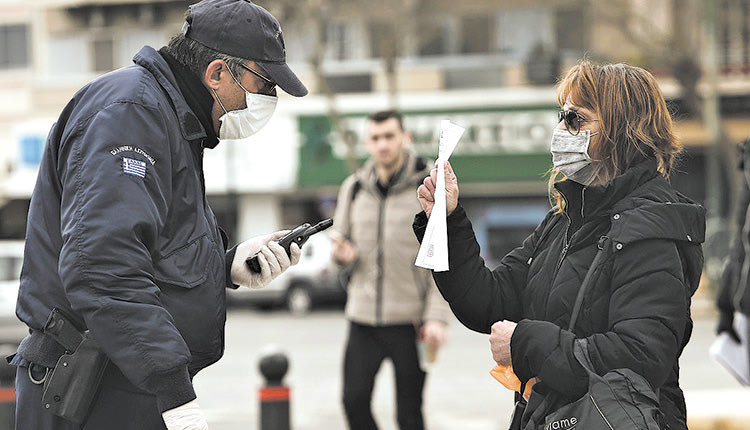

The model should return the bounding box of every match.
[15,364,166,430]
[342,321,426,430]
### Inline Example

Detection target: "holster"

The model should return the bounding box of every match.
[41,309,109,424]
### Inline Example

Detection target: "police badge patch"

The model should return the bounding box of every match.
[122,157,146,178]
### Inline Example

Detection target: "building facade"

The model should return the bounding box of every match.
[0,0,747,273]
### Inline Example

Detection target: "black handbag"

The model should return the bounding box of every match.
[522,340,663,430]
[515,236,665,430]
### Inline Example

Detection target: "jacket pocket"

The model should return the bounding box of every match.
[154,233,212,288]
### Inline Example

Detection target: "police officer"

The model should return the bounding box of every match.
[11,1,307,429]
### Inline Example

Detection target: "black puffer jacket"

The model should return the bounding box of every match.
[413,159,705,430]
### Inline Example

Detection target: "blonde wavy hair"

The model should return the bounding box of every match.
[549,61,681,211]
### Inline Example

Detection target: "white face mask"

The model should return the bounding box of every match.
[213,69,278,140]
[550,128,599,185]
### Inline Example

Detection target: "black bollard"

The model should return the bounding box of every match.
[258,347,291,430]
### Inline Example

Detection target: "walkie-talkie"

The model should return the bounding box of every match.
[245,218,334,273]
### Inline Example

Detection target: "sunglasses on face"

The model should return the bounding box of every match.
[239,63,277,96]
[558,109,598,136]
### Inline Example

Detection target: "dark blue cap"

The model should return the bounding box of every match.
[182,0,308,97]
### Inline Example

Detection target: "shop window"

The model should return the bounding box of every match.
[0,24,29,69]
[497,9,554,57]
[48,35,88,76]
[325,22,357,61]
[325,74,372,93]
[460,15,492,54]
[368,21,397,58]
[555,7,585,53]
[91,38,114,72]
[719,0,750,73]
[418,19,451,57]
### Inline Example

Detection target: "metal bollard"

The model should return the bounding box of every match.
[258,346,291,430]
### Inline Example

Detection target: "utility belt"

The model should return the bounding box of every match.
[30,309,110,424]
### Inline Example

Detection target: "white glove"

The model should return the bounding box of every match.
[231,230,302,288]
[162,399,209,430]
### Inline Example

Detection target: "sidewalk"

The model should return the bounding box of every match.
[686,389,750,429]
[196,308,749,430]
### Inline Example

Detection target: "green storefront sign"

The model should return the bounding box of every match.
[297,106,558,188]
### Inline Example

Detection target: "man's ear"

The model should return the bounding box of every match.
[204,59,225,90]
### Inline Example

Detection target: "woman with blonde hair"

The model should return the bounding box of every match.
[415,61,705,429]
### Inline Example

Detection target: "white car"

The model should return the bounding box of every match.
[226,233,346,315]
[0,240,27,347]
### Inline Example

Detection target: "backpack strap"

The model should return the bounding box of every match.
[568,235,611,333]
[344,179,361,238]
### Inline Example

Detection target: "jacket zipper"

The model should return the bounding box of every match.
[552,193,572,281]
[375,191,386,325]
[580,186,586,221]
[194,140,221,249]
[552,186,586,281]
[199,147,207,208]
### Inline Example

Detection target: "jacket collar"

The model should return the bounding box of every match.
[556,158,705,293]
[555,158,660,219]
[159,48,219,149]
[556,157,706,246]
[357,147,426,194]
[132,46,207,143]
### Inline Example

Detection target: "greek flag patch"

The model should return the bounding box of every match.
[122,157,146,178]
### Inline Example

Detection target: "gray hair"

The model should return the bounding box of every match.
[162,33,246,81]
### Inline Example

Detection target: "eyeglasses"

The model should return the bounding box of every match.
[558,109,598,136]
[239,63,277,96]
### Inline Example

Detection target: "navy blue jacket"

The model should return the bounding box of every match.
[414,159,705,430]
[16,46,230,412]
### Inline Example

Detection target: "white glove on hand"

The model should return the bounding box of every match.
[162,399,209,430]
[231,230,302,288]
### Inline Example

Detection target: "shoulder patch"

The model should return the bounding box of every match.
[110,145,156,165]
[122,157,146,178]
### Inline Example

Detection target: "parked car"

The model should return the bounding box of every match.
[0,239,28,415]
[466,200,549,269]
[226,233,346,315]
[0,240,27,348]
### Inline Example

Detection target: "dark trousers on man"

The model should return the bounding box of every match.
[342,321,426,430]
[15,364,166,430]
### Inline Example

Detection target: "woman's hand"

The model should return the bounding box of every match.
[416,160,459,218]
[490,320,517,366]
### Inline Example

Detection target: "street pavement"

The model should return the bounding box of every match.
[193,308,749,430]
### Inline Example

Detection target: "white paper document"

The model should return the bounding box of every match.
[415,120,465,272]
[710,312,750,386]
